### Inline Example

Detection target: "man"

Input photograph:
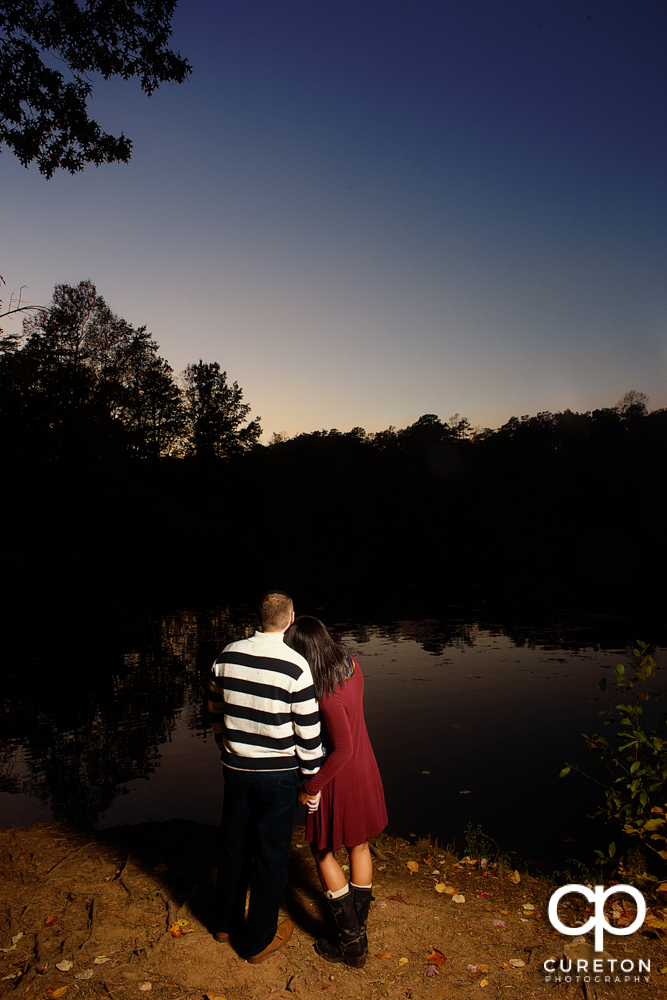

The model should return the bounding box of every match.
[208,591,324,963]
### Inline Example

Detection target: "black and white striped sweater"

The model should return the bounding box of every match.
[208,630,325,775]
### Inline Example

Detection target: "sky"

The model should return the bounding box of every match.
[2,0,666,439]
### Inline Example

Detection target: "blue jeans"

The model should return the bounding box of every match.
[216,766,300,955]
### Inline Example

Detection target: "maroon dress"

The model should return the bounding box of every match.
[303,659,387,853]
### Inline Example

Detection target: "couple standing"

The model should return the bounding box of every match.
[207,591,387,966]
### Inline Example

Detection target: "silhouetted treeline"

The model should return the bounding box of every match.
[0,281,261,463]
[250,400,667,608]
[1,283,665,610]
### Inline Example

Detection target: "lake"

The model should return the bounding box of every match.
[1,602,663,870]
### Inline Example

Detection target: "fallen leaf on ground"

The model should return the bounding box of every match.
[51,988,68,998]
[452,894,465,903]
[11,934,22,945]
[434,883,447,893]
[398,957,408,966]
[480,979,489,988]
[55,961,73,972]
[44,915,60,927]
[478,964,489,974]
[509,959,525,968]
[498,909,509,915]
[94,957,110,964]
[492,920,505,928]
[522,903,535,911]
[205,993,227,1000]
[74,970,93,981]
[375,953,391,960]
[138,983,152,991]
[426,948,446,968]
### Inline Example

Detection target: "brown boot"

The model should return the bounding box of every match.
[247,918,293,964]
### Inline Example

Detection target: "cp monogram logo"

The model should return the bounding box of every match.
[548,884,646,952]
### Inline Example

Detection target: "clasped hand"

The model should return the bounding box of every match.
[299,788,321,813]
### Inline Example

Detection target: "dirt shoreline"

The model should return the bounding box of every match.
[2,821,666,1000]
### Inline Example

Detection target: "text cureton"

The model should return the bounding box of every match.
[543,959,650,974]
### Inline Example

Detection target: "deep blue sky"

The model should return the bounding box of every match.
[2,0,666,437]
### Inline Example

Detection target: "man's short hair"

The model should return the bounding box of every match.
[258,590,294,631]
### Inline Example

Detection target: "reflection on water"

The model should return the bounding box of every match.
[0,605,664,865]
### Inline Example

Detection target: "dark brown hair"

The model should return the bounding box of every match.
[284,616,352,700]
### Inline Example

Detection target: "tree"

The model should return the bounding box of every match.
[616,390,649,418]
[0,280,185,459]
[120,339,185,458]
[182,361,261,459]
[0,1,191,177]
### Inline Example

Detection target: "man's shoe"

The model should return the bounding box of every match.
[214,931,231,943]
[246,918,293,964]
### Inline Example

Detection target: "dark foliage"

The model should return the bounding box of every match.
[0,0,191,176]
[0,280,260,463]
[1,284,664,613]
[182,360,262,459]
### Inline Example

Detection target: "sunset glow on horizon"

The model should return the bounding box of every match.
[2,0,665,439]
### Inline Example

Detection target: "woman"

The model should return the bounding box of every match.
[284,616,387,968]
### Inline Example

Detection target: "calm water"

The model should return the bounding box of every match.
[1,604,664,867]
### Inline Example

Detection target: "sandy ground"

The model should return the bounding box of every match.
[2,821,667,1000]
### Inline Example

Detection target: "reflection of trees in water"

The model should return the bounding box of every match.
[330,618,479,655]
[3,601,664,826]
[330,614,667,657]
[0,606,239,825]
